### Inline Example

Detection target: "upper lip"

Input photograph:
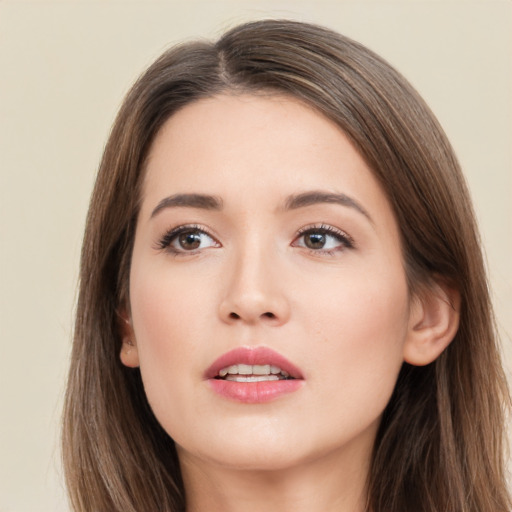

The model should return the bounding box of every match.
[205,346,304,380]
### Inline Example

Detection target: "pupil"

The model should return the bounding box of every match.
[306,233,326,249]
[179,232,201,250]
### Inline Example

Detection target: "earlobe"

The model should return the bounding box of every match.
[403,282,460,366]
[120,337,140,368]
[117,309,140,368]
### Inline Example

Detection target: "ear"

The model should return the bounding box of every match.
[403,281,460,366]
[117,309,140,368]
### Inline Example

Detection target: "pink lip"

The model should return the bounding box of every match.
[205,346,304,404]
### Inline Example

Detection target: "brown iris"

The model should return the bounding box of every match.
[178,232,202,250]
[304,232,327,249]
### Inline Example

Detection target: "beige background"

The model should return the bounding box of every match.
[1,1,510,510]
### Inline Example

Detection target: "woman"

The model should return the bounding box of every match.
[62,19,511,512]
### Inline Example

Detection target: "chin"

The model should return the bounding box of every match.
[173,423,313,472]
[180,443,310,473]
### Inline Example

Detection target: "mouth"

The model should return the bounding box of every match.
[216,364,293,382]
[206,346,303,380]
[206,346,303,403]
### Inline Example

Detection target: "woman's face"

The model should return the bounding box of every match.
[127,93,415,472]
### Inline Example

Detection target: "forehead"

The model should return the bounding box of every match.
[141,93,393,224]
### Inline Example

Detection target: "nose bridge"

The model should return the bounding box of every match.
[219,230,289,325]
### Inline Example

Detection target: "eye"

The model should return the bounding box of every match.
[158,225,220,254]
[293,224,354,253]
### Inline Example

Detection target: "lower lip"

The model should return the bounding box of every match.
[208,378,303,403]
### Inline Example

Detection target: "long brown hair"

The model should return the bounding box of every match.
[62,19,511,511]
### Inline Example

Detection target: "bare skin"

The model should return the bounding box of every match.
[121,94,459,512]
[179,420,372,512]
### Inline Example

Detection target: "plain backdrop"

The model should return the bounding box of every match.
[0,1,510,510]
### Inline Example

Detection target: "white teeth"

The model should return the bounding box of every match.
[252,364,270,375]
[225,375,280,382]
[218,364,290,379]
[238,364,252,375]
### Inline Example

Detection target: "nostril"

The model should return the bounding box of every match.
[228,311,278,322]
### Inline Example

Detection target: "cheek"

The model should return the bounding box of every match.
[130,257,215,345]
[131,273,181,355]
[128,265,212,411]
[299,267,409,415]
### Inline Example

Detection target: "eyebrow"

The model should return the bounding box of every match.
[150,190,372,223]
[283,191,373,223]
[151,193,223,218]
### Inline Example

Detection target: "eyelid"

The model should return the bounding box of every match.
[292,223,355,252]
[155,224,221,253]
[154,222,354,256]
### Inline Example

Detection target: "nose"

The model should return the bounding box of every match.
[218,245,291,326]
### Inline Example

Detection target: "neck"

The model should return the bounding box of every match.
[179,438,372,512]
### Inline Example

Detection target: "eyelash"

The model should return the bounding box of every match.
[156,223,355,256]
[294,224,355,255]
[156,224,218,256]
